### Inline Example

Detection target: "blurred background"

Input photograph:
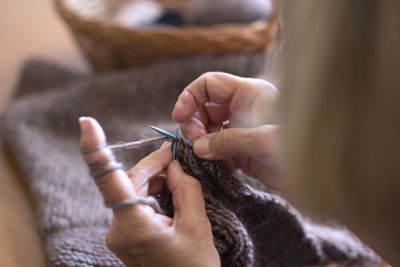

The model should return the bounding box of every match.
[0,1,87,266]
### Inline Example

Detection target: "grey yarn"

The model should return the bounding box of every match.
[165,139,382,266]
[90,161,122,178]
[0,56,382,267]
[104,196,163,214]
[88,154,115,169]
[81,144,107,154]
[108,135,168,151]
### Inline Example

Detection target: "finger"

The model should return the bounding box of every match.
[126,142,172,196]
[166,161,208,229]
[190,103,230,128]
[179,118,207,142]
[172,72,277,126]
[193,125,279,161]
[180,103,231,142]
[172,72,244,122]
[79,117,135,202]
[179,107,209,141]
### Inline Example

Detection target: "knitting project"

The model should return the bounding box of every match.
[1,57,380,266]
[158,138,380,267]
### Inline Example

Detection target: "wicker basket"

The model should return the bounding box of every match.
[55,0,279,71]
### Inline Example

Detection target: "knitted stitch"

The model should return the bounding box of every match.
[164,138,381,267]
[1,57,381,266]
[0,54,267,267]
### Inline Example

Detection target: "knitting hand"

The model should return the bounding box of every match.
[172,72,283,191]
[79,117,220,267]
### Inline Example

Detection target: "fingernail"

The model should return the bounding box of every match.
[79,117,90,134]
[194,137,209,155]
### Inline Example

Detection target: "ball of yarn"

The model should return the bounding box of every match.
[113,0,163,27]
[188,0,273,25]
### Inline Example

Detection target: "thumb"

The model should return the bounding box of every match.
[193,125,278,161]
[166,161,208,229]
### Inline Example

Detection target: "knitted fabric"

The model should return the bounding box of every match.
[1,57,381,267]
[169,139,382,266]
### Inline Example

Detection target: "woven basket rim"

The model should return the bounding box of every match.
[55,0,276,35]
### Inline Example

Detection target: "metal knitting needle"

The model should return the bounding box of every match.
[171,128,179,160]
[150,126,177,141]
[149,126,193,148]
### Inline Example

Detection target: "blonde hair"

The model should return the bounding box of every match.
[278,0,400,263]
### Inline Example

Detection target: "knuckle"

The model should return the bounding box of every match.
[125,167,138,179]
[200,72,224,88]
[93,170,117,188]
[184,176,202,190]
[188,220,209,238]
[179,176,203,196]
[83,147,112,165]
[201,71,218,80]
[211,130,231,153]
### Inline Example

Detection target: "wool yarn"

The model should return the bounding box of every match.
[0,54,268,267]
[187,0,273,25]
[108,135,168,151]
[158,138,381,266]
[1,57,381,266]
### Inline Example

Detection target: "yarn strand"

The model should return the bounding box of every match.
[108,136,168,151]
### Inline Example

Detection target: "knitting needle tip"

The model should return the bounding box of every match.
[172,128,178,160]
[149,125,193,148]
[150,126,177,140]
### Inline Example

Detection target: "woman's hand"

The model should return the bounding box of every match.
[79,117,220,267]
[172,72,283,191]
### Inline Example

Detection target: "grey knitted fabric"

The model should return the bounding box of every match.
[166,139,382,266]
[1,56,381,267]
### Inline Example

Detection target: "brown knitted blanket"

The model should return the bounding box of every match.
[1,57,381,267]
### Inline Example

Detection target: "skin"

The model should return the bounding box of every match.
[79,117,220,267]
[78,72,295,265]
[172,72,284,191]
[79,72,396,265]
[172,72,395,265]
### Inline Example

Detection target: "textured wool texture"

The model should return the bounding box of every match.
[1,56,381,267]
[169,139,382,266]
